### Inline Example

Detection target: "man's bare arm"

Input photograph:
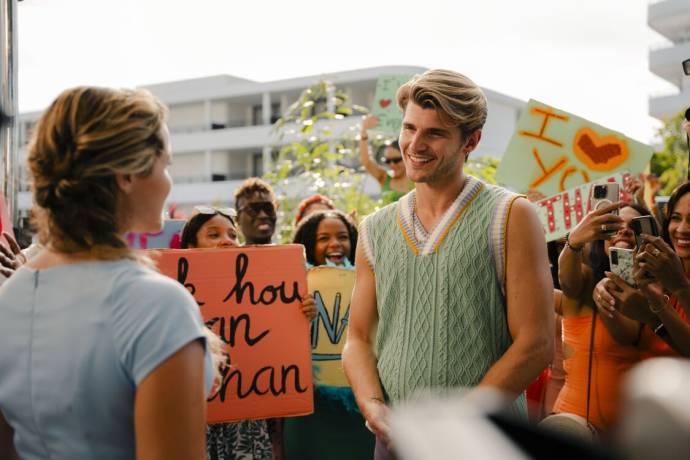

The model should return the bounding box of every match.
[342,237,390,441]
[479,198,554,396]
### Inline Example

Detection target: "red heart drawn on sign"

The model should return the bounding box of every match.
[573,127,629,172]
[379,99,391,108]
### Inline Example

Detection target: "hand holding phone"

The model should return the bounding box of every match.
[631,215,659,250]
[592,183,621,237]
[609,247,636,286]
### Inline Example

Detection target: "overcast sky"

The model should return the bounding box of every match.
[16,0,677,144]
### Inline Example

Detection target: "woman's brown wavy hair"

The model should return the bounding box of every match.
[27,86,167,260]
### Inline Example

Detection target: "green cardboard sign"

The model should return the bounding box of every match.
[370,74,413,135]
[496,99,653,197]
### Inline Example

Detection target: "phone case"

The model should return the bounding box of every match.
[592,184,620,216]
[609,248,635,286]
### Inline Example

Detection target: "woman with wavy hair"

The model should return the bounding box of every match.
[0,87,213,459]
[547,201,651,434]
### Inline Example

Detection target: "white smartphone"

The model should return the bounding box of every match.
[609,247,635,287]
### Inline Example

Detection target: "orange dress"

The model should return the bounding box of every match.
[553,314,641,430]
[639,296,689,359]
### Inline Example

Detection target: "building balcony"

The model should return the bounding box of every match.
[649,39,690,86]
[649,88,690,120]
[649,0,690,42]
[170,116,362,154]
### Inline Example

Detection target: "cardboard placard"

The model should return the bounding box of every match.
[496,100,653,197]
[371,74,413,135]
[154,245,314,423]
[126,220,185,249]
[308,267,355,388]
[533,172,633,242]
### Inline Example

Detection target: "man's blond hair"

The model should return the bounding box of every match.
[396,69,487,139]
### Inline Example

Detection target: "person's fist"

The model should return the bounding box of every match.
[361,114,380,132]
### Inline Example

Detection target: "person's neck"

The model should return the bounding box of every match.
[26,246,98,270]
[415,172,466,221]
[246,238,272,246]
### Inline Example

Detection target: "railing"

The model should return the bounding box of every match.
[650,38,690,51]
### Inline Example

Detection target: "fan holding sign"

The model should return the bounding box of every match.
[178,208,316,460]
[284,210,375,460]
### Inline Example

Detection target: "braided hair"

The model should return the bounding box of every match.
[28,86,167,260]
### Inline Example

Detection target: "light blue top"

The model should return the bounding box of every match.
[0,259,214,460]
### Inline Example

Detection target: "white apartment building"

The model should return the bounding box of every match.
[16,65,524,215]
[649,0,690,120]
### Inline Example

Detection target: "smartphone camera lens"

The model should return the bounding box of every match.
[611,251,618,265]
[593,185,607,199]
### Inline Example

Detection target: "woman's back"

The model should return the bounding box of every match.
[0,259,212,459]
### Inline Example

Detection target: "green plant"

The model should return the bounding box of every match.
[264,81,377,243]
[650,110,689,196]
[463,155,500,184]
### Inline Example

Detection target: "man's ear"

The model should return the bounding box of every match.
[462,129,482,160]
[115,173,134,194]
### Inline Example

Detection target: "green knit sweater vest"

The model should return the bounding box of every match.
[361,176,526,416]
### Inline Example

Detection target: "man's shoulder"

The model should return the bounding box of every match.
[480,181,522,201]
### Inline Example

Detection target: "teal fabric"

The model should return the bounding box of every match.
[364,182,527,417]
[282,402,374,460]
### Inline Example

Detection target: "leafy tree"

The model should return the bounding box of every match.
[650,110,689,196]
[464,155,500,184]
[264,81,376,243]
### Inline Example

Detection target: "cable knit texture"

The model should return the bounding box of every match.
[363,178,526,417]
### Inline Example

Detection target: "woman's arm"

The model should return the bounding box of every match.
[558,202,623,298]
[135,340,207,460]
[359,115,386,185]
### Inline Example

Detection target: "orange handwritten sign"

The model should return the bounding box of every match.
[154,245,314,423]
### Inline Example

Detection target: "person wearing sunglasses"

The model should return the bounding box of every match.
[359,115,413,205]
[234,178,278,245]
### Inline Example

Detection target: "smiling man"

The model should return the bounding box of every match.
[234,178,278,245]
[342,69,554,459]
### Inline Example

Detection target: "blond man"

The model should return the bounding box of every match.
[342,70,554,458]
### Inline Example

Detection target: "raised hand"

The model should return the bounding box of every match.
[0,232,25,278]
[567,201,624,248]
[360,114,380,133]
[635,234,688,295]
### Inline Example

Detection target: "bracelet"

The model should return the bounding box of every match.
[360,135,369,140]
[649,294,670,314]
[370,396,385,403]
[653,322,669,338]
[564,232,584,252]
